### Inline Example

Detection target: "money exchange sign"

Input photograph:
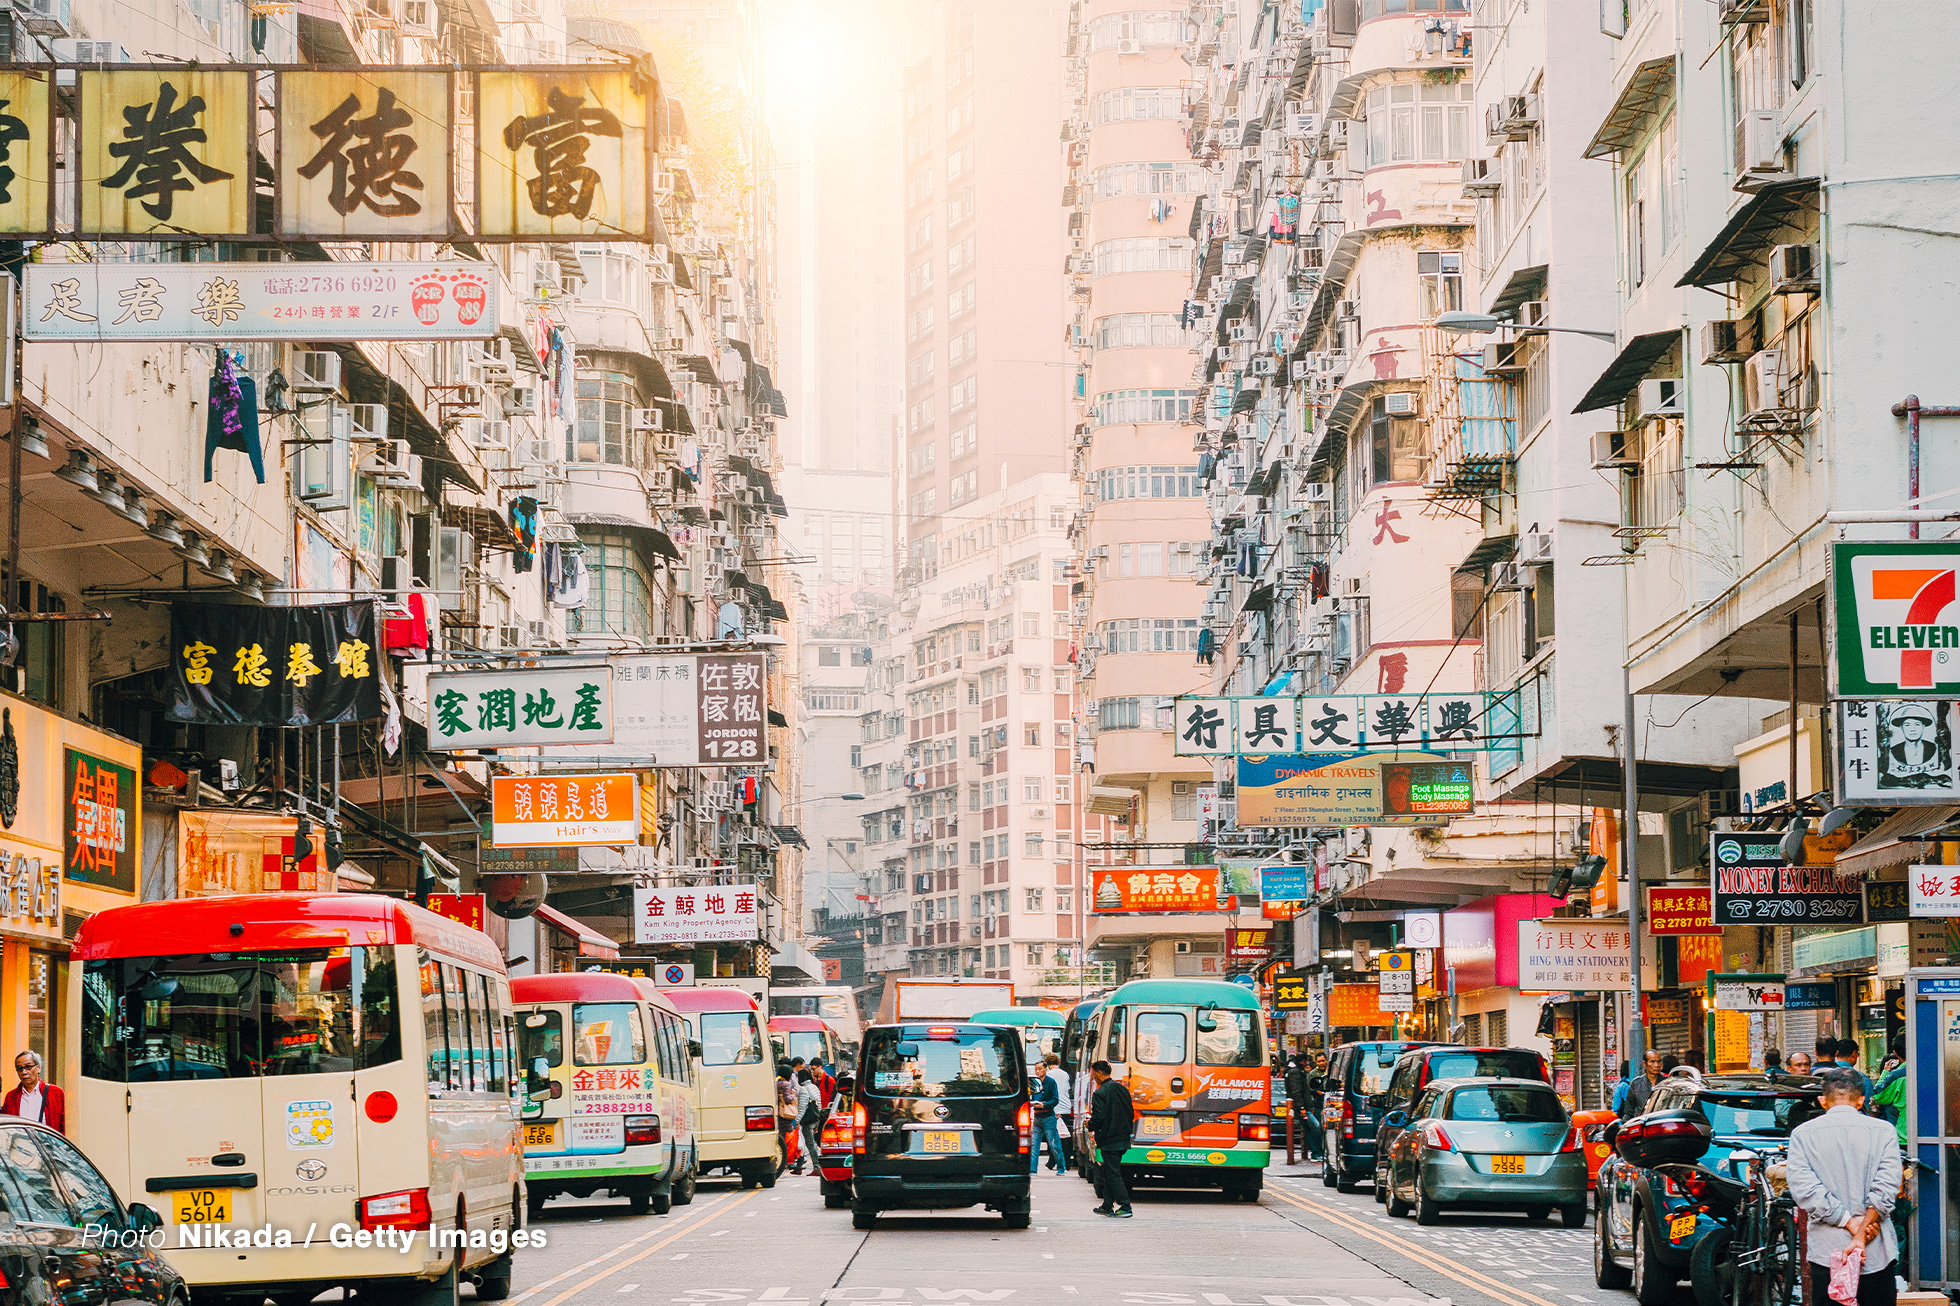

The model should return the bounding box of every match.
[1709,832,1864,925]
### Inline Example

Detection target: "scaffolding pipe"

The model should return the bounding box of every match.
[1891,397,1960,540]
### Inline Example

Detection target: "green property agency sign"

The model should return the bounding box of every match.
[1834,542,1960,697]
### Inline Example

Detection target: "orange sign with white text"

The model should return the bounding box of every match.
[490,773,640,848]
[1328,983,1392,1028]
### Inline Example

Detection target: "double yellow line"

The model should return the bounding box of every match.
[1265,1184,1566,1306]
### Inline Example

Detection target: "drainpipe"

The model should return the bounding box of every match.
[1889,397,1960,539]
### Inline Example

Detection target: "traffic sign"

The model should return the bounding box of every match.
[659,961,696,986]
[1379,950,1414,994]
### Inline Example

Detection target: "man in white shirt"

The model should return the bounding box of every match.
[1044,1054,1074,1173]
[1787,1067,1901,1306]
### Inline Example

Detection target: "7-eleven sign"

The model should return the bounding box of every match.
[1835,543,1960,696]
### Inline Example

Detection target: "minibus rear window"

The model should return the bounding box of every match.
[1195,1010,1262,1067]
[698,1012,764,1065]
[862,1027,1020,1098]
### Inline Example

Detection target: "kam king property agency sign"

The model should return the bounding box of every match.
[1834,542,1960,696]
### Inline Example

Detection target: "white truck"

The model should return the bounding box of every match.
[876,977,1016,1023]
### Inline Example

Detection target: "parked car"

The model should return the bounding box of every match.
[1379,1077,1588,1227]
[817,1078,858,1209]
[1370,1044,1551,1202]
[1320,1040,1438,1192]
[1593,1075,1821,1306]
[0,1119,183,1306]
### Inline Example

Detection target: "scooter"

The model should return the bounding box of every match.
[1652,1157,1753,1306]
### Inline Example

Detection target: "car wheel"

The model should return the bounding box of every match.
[672,1158,697,1207]
[1560,1203,1586,1230]
[1525,1205,1551,1221]
[1632,1205,1675,1306]
[629,1192,651,1216]
[758,1164,778,1190]
[1690,1225,1734,1306]
[473,1252,514,1302]
[851,1204,877,1230]
[1321,1144,1339,1188]
[1385,1172,1410,1219]
[1594,1197,1632,1289]
[1373,1160,1389,1203]
[824,1191,850,1209]
[1413,1180,1440,1226]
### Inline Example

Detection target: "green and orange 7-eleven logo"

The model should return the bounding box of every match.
[1834,543,1960,696]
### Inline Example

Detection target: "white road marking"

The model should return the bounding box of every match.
[710,1229,730,1237]
[671,1253,689,1260]
[618,1286,639,1294]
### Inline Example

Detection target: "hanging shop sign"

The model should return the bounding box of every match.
[478,839,582,876]
[545,653,769,767]
[1647,885,1722,936]
[1404,911,1443,949]
[79,70,254,236]
[1710,973,1786,1011]
[1516,919,1632,990]
[477,67,649,240]
[1259,866,1309,900]
[1226,928,1274,967]
[1866,878,1911,923]
[632,881,761,946]
[1709,831,1864,925]
[425,893,486,932]
[63,748,136,893]
[1783,980,1837,1010]
[1837,700,1960,802]
[278,71,453,241]
[1833,542,1960,698]
[179,810,330,896]
[0,74,51,235]
[168,602,382,727]
[1173,693,1496,757]
[1908,864,1960,917]
[1236,752,1451,827]
[1379,760,1474,817]
[1327,983,1391,1027]
[428,665,614,750]
[1089,866,1224,914]
[490,773,638,848]
[24,261,499,342]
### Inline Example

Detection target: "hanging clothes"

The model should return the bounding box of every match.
[552,551,589,609]
[542,542,563,602]
[384,591,432,656]
[204,351,265,483]
[1196,628,1216,665]
[509,496,539,572]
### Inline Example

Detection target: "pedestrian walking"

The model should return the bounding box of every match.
[3,1051,62,1134]
[1031,1059,1065,1174]
[1088,1059,1135,1218]
[1042,1053,1074,1173]
[1786,1067,1901,1306]
[776,1059,799,1173]
[1615,1050,1663,1118]
[1836,1039,1873,1102]
[796,1067,824,1174]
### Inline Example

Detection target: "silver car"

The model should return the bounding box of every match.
[1380,1076,1588,1226]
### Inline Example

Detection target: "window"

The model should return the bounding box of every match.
[0,1129,75,1224]
[1090,86,1183,124]
[1195,1009,1262,1067]
[1025,887,1044,911]
[1091,237,1193,278]
[907,215,932,251]
[948,283,977,318]
[572,1003,646,1066]
[1085,10,1192,49]
[1632,415,1685,529]
[695,1011,764,1065]
[1087,162,1206,201]
[571,534,653,638]
[1655,114,1680,253]
[571,371,643,466]
[946,142,975,180]
[818,646,842,667]
[1091,394,1198,430]
[947,235,976,274]
[1361,80,1473,168]
[1022,776,1043,800]
[1368,396,1425,485]
[907,259,934,297]
[861,1026,1018,1097]
[1134,1011,1187,1064]
[908,352,935,386]
[1092,312,1188,351]
[908,304,935,342]
[1417,251,1463,319]
[1020,613,1040,637]
[948,327,977,366]
[1096,618,1203,654]
[1023,723,1041,746]
[1625,151,1647,287]
[1171,781,1196,820]
[1054,779,1071,803]
[1057,889,1073,914]
[1021,668,1043,693]
[906,169,934,208]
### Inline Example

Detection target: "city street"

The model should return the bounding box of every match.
[497,1163,1687,1306]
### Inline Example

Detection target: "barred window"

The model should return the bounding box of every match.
[1091,390,1197,427]
[1093,463,1200,500]
[1091,236,1193,278]
[1097,618,1203,654]
[1086,10,1192,49]
[1090,86,1183,125]
[569,534,651,638]
[571,371,643,466]
[1088,162,1207,202]
[1092,313,1189,350]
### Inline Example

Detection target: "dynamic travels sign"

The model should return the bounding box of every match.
[1834,542,1960,697]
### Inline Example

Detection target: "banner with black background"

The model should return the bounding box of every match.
[168,603,383,726]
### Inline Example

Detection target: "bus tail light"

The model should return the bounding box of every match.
[1238,1114,1270,1142]
[624,1115,661,1146]
[358,1188,432,1232]
[1418,1121,1455,1152]
[744,1106,776,1132]
[853,1102,867,1155]
[1017,1102,1032,1154]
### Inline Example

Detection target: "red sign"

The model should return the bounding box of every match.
[1090,867,1223,913]
[1647,886,1722,935]
[821,959,842,982]
[1226,928,1274,966]
[426,893,486,932]
[1676,934,1722,984]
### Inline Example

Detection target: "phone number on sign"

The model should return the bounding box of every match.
[1719,898,1862,921]
[573,1100,657,1115]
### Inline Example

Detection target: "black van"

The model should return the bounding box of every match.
[850,1022,1034,1229]
[1321,1040,1438,1192]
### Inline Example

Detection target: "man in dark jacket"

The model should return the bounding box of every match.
[1088,1060,1135,1217]
[1615,1049,1664,1118]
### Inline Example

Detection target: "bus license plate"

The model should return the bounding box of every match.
[1490,1155,1525,1174]
[920,1131,961,1154]
[523,1123,559,1148]
[1136,1116,1177,1138]
[173,1188,232,1224]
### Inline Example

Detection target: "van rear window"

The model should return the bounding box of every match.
[1354,1044,1420,1096]
[1426,1050,1544,1082]
[863,1028,1020,1098]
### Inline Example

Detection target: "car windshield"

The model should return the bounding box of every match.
[1699,1094,1819,1136]
[1449,1085,1566,1123]
[863,1027,1020,1098]
[1356,1044,1419,1096]
[1426,1049,1542,1082]
[783,1030,828,1062]
[572,1003,646,1066]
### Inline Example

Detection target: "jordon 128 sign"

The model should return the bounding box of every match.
[1834,542,1960,697]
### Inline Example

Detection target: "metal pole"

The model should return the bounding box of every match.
[1789,611,1800,809]
[6,273,22,628]
[1900,394,1922,540]
[1624,593,1644,1071]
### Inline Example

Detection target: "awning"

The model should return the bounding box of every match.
[772,825,808,848]
[1572,329,1679,414]
[1678,178,1820,288]
[767,709,788,727]
[1086,785,1140,816]
[333,344,480,493]
[1834,806,1960,878]
[1488,264,1548,319]
[442,501,520,553]
[1243,584,1276,614]
[567,515,682,560]
[1583,56,1678,159]
[535,903,620,960]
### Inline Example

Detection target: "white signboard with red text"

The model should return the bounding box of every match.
[633,881,762,945]
[1517,919,1632,990]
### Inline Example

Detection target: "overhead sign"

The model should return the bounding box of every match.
[1910,864,1960,917]
[425,893,486,932]
[1273,969,1313,1011]
[1225,928,1274,967]
[490,773,639,848]
[1711,974,1785,1011]
[179,811,331,896]
[0,73,51,235]
[1237,752,1450,827]
[478,841,582,876]
[1647,885,1722,936]
[1516,919,1632,990]
[25,261,499,342]
[548,653,768,766]
[64,748,136,893]
[278,70,454,240]
[1709,832,1863,925]
[1866,879,1910,923]
[478,67,649,240]
[1089,866,1224,914]
[429,665,614,750]
[633,882,761,945]
[80,70,253,236]
[1173,693,1496,757]
[1328,983,1392,1027]
[1833,542,1960,697]
[1380,760,1474,817]
[1838,700,1960,802]
[1783,980,1836,1010]
[1259,866,1310,900]
[168,602,382,727]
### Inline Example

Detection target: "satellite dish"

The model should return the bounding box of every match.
[483,873,546,919]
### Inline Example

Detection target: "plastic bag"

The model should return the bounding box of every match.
[1829,1242,1864,1305]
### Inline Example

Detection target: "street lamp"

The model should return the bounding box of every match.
[1433,310,1618,344]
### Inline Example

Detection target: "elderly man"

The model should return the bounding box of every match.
[1788,1050,1815,1077]
[1614,1050,1664,1117]
[1,1051,64,1134]
[1786,1067,1901,1306]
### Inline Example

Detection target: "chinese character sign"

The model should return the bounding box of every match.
[491,774,639,848]
[63,748,136,893]
[279,71,452,239]
[0,74,49,234]
[168,602,382,727]
[1646,885,1722,936]
[634,881,761,945]
[428,665,614,749]
[1089,867,1223,914]
[1838,699,1960,804]
[178,811,331,897]
[1910,864,1960,918]
[24,262,498,343]
[1174,693,1496,757]
[550,653,768,766]
[1516,919,1632,990]
[80,71,252,235]
[478,69,649,238]
[425,893,487,932]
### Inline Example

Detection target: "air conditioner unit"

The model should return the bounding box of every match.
[1520,531,1555,565]
[1229,323,1256,344]
[51,37,124,65]
[1337,299,1359,322]
[1461,156,1500,196]
[1744,349,1785,414]
[1174,940,1193,954]
[1639,378,1683,417]
[15,0,71,36]
[650,261,675,286]
[1484,103,1507,144]
[342,403,385,441]
[292,350,342,393]
[397,0,434,32]
[1290,359,1314,382]
[655,430,680,457]
[1591,430,1637,470]
[1342,576,1367,597]
[1768,243,1819,295]
[475,419,511,450]
[364,439,422,488]
[1326,119,1348,147]
[533,260,562,291]
[1251,356,1278,376]
[1517,300,1550,329]
[1383,392,1418,417]
[1491,560,1532,592]
[1286,111,1318,136]
[1116,38,1143,54]
[1734,109,1787,187]
[1701,317,1759,364]
[1500,93,1539,138]
[505,387,538,416]
[628,407,663,431]
[1303,481,1332,503]
[1480,341,1524,375]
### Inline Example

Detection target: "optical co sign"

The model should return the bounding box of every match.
[1834,542,1960,697]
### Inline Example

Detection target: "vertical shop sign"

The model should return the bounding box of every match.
[279,70,452,239]
[0,73,51,234]
[63,749,136,892]
[80,70,253,235]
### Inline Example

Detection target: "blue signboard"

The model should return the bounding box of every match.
[1784,981,1838,1010]
[1261,866,1311,901]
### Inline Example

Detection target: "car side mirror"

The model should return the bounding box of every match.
[688,1039,703,1060]
[1196,1011,1218,1033]
[1382,1109,1409,1129]
[126,1203,162,1232]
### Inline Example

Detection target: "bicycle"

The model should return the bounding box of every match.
[1691,1146,1804,1306]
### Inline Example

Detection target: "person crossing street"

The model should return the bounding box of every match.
[1088,1060,1134,1218]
